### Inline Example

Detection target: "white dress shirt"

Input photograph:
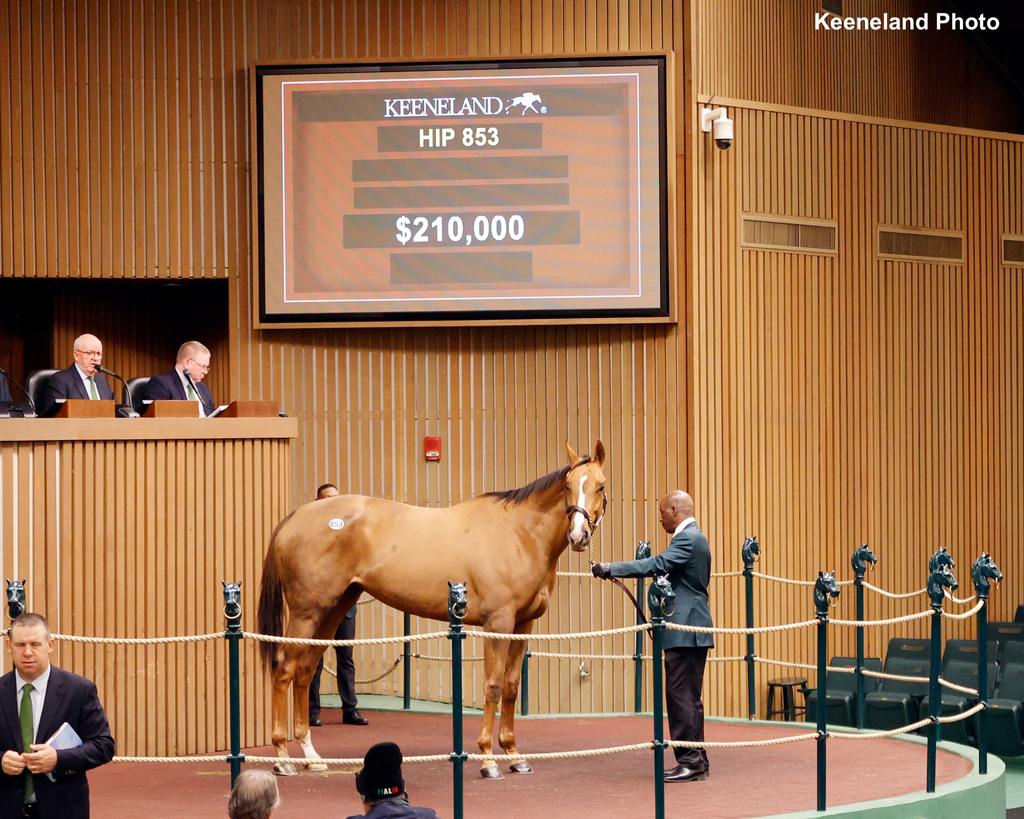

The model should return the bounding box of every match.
[15,665,52,744]
[673,516,697,536]
[74,364,97,399]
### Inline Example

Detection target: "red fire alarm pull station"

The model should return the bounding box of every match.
[424,436,442,461]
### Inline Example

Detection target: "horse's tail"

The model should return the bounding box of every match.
[257,511,294,671]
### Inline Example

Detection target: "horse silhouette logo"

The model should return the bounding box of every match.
[506,91,546,115]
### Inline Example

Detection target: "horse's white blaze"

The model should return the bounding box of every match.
[569,475,588,542]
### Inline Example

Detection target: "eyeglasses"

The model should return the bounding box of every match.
[187,357,211,373]
[75,350,102,358]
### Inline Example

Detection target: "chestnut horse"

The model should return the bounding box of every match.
[257,441,608,778]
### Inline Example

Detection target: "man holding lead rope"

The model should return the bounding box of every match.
[592,490,714,783]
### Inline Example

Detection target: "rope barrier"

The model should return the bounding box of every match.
[937,678,979,696]
[861,668,927,684]
[938,702,986,722]
[665,620,818,636]
[470,624,649,641]
[830,610,933,627]
[113,755,230,764]
[412,653,483,662]
[247,631,450,647]
[861,581,925,599]
[529,651,648,661]
[245,753,452,765]
[712,571,744,578]
[751,572,854,587]
[942,600,985,620]
[53,632,224,645]
[829,718,933,739]
[707,655,746,663]
[667,733,818,749]
[943,589,977,605]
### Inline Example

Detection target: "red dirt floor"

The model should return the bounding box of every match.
[88,711,973,818]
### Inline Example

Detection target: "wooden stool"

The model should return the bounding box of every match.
[766,677,807,721]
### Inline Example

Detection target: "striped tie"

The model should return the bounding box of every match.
[87,376,100,400]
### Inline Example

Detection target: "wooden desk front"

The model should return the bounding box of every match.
[0,417,297,756]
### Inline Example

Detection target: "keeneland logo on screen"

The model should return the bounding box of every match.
[382,92,547,118]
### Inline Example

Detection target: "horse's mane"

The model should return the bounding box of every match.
[484,459,590,505]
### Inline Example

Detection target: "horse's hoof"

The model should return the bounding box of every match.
[305,761,328,772]
[480,765,504,780]
[273,761,298,776]
[509,761,533,774]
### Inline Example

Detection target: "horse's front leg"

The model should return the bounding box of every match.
[498,622,533,774]
[477,634,511,779]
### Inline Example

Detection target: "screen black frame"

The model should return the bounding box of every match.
[253,54,673,327]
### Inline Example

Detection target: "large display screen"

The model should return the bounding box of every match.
[254,56,672,326]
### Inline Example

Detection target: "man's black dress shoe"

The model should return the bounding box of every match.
[309,717,322,727]
[664,764,708,782]
[343,710,369,725]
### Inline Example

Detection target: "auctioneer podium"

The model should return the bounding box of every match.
[0,407,296,756]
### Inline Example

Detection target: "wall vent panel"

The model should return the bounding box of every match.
[878,228,963,262]
[741,215,837,253]
[1004,236,1024,266]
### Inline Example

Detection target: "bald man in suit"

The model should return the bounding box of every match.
[592,490,714,783]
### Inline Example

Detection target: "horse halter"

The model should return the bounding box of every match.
[565,489,607,536]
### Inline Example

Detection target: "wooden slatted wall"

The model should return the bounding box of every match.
[0,428,293,755]
[1,0,1021,723]
[692,102,1024,718]
[693,0,1021,134]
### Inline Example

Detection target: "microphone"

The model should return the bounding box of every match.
[95,364,139,418]
[182,368,207,417]
[0,367,37,417]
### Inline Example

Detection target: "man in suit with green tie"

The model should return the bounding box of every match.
[0,613,115,818]
[38,334,114,417]
[592,490,714,783]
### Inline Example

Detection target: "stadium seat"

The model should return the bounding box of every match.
[982,662,1024,756]
[1015,604,1023,623]
[990,622,1024,667]
[864,657,931,730]
[804,657,882,726]
[1003,641,1024,667]
[125,377,151,414]
[883,637,930,664]
[920,660,995,745]
[26,369,58,416]
[943,639,997,668]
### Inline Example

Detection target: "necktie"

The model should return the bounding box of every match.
[186,382,198,401]
[19,683,34,799]
[88,375,100,400]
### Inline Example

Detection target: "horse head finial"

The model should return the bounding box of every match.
[648,575,676,618]
[970,553,1002,600]
[741,536,761,570]
[813,571,841,616]
[851,543,877,579]
[447,580,468,622]
[222,581,242,622]
[927,564,958,608]
[929,546,955,573]
[5,579,26,621]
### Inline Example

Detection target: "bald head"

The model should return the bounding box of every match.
[658,490,694,534]
[72,333,104,376]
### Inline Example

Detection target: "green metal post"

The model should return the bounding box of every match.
[403,611,412,710]
[976,586,989,774]
[520,650,530,715]
[742,536,759,720]
[970,553,1000,777]
[850,544,876,729]
[814,579,830,812]
[448,584,468,819]
[648,584,668,819]
[222,581,244,786]
[634,540,651,714]
[925,558,956,794]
